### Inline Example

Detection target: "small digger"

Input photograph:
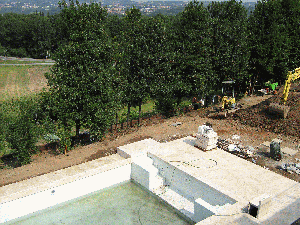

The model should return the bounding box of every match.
[221,80,236,110]
[210,80,237,118]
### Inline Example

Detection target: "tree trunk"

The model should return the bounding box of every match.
[115,113,118,129]
[138,101,142,125]
[75,120,80,138]
[127,103,131,127]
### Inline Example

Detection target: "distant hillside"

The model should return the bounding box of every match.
[0,0,256,15]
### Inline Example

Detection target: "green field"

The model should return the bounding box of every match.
[0,64,156,121]
[0,59,54,64]
[0,65,50,101]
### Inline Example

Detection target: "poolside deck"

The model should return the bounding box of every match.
[0,154,129,204]
[118,136,300,225]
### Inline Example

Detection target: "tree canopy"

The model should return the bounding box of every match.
[45,0,119,138]
[248,0,300,83]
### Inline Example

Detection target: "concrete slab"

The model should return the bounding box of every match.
[282,147,298,156]
[117,138,160,158]
[0,154,129,204]
[157,137,295,200]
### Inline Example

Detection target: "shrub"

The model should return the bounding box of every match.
[0,44,7,56]
[154,96,177,118]
[6,115,37,165]
[0,97,40,166]
[7,47,28,58]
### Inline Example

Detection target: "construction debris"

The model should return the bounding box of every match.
[171,122,182,127]
[280,163,300,175]
[217,138,255,159]
[228,144,238,152]
[217,139,255,159]
[195,125,218,150]
[262,141,271,147]
[232,135,241,140]
[281,147,298,156]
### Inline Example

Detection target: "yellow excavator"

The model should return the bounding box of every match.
[221,80,236,110]
[268,67,300,118]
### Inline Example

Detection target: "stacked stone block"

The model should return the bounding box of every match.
[195,125,218,150]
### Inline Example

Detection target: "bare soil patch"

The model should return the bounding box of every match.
[1,93,300,187]
[227,82,300,138]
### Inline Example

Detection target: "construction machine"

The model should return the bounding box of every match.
[268,67,300,118]
[221,80,236,110]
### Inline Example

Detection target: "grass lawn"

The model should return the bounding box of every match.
[0,65,50,101]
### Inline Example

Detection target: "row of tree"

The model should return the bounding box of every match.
[1,0,299,83]
[45,0,300,138]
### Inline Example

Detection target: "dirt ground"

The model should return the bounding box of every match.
[1,94,300,187]
[228,82,300,138]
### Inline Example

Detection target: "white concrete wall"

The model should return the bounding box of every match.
[130,155,163,191]
[148,152,237,222]
[194,199,215,222]
[148,153,236,205]
[0,164,131,223]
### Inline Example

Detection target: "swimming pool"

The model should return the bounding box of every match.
[1,138,242,224]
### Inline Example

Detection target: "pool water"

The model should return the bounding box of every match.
[6,181,193,225]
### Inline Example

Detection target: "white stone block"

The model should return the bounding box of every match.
[195,126,218,150]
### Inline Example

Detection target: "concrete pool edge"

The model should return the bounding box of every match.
[0,154,130,204]
[119,137,300,225]
[0,156,132,223]
[0,152,196,224]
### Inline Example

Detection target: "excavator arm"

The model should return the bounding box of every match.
[281,67,300,104]
[268,67,300,118]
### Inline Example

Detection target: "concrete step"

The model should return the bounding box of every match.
[131,155,164,191]
[154,185,194,220]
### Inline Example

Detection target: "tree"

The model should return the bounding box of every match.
[168,1,213,101]
[248,0,295,84]
[0,97,40,166]
[0,13,28,57]
[278,0,300,70]
[45,0,119,139]
[0,12,56,58]
[208,0,250,91]
[117,7,156,123]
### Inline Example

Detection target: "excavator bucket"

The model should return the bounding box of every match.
[268,103,290,119]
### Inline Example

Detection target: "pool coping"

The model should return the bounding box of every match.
[0,154,130,204]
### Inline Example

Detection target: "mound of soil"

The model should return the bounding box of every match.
[228,82,300,138]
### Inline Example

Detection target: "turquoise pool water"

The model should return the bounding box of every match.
[6,181,193,225]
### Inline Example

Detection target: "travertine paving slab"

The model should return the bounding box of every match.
[282,147,298,156]
[0,154,129,204]
[117,138,161,158]
[155,137,297,202]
